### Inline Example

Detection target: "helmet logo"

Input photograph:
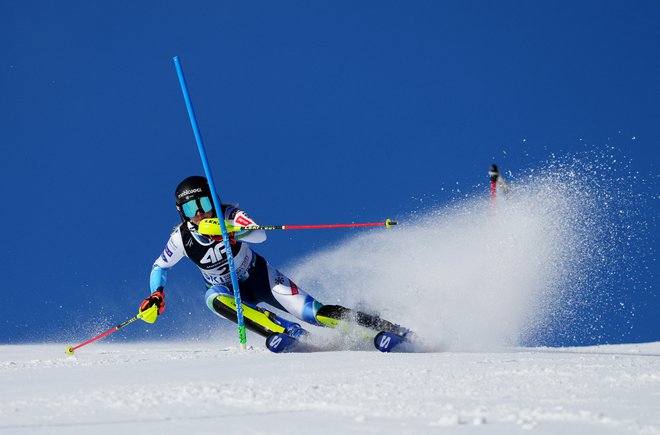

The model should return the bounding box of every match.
[178,188,203,199]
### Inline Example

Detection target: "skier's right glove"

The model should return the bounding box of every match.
[210,232,236,244]
[139,288,165,324]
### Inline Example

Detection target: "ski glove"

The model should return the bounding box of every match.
[139,288,165,324]
[210,232,236,244]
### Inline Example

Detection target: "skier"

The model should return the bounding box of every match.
[138,175,405,343]
[488,164,509,195]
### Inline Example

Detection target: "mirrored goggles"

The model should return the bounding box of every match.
[181,196,214,218]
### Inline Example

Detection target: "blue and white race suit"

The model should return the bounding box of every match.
[150,205,323,325]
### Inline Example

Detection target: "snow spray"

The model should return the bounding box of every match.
[288,147,653,350]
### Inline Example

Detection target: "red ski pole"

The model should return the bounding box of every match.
[199,218,397,235]
[65,306,157,355]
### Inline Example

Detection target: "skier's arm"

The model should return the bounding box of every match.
[140,229,185,323]
[226,206,266,243]
[149,228,186,293]
[150,265,168,293]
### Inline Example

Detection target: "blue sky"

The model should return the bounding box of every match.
[1,1,657,345]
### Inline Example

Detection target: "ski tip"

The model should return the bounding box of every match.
[374,331,394,352]
[266,332,319,353]
[374,331,411,353]
[265,332,295,353]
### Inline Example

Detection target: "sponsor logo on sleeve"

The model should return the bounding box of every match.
[235,214,254,227]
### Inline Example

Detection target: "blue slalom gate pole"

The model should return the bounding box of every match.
[173,56,247,349]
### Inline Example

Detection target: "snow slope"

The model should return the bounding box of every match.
[1,341,659,434]
[2,154,653,434]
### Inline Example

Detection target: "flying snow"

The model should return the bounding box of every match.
[286,149,651,350]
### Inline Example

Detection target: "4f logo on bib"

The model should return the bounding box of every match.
[201,244,226,265]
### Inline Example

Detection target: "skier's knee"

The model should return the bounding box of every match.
[302,299,324,325]
[205,285,232,311]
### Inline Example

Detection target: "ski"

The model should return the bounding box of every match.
[265,312,419,353]
[374,331,418,353]
[265,332,319,353]
[267,330,421,353]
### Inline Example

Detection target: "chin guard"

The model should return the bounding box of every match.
[199,218,239,235]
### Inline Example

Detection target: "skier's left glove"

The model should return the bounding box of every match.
[139,288,165,324]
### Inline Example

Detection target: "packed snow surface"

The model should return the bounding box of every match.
[3,151,653,434]
[1,341,659,434]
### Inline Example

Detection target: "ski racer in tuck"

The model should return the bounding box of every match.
[139,175,406,342]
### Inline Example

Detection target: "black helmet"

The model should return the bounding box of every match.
[488,164,500,182]
[175,176,215,222]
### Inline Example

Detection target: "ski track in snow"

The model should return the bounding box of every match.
[1,341,659,435]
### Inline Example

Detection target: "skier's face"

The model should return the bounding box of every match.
[181,196,215,225]
[190,210,214,225]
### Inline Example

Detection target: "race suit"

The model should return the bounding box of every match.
[150,205,323,325]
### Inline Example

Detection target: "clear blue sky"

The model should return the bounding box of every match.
[1,1,657,345]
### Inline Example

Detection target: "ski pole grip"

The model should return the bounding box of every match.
[385,219,397,229]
